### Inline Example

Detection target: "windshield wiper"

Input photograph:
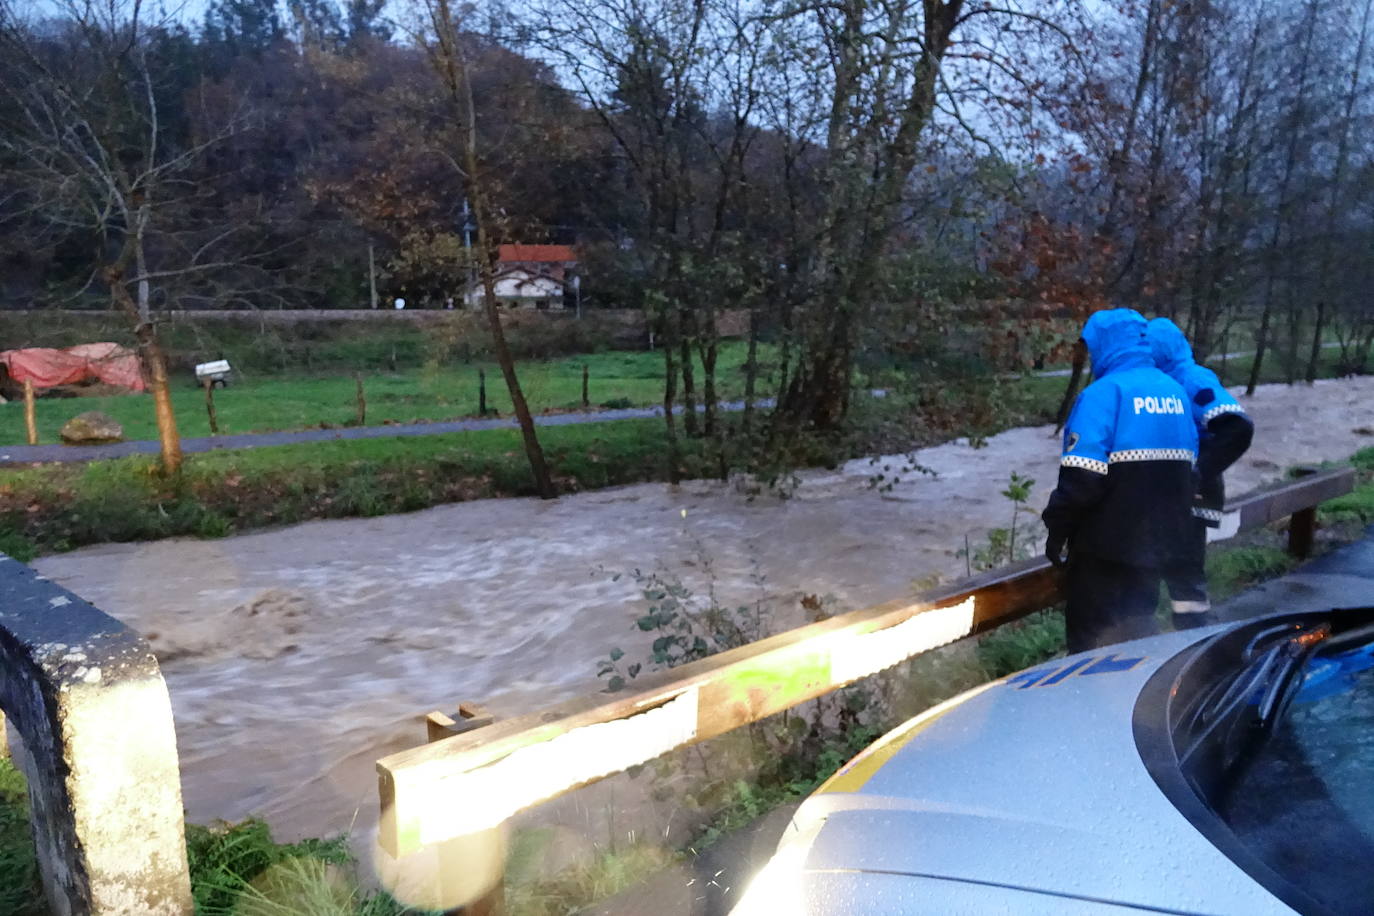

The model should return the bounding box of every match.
[1255,619,1374,734]
[1177,622,1330,777]
[1252,623,1331,735]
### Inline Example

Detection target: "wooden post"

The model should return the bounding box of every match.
[581,364,589,408]
[202,379,220,435]
[355,374,367,426]
[389,346,398,373]
[478,369,487,416]
[1289,506,1317,559]
[23,379,37,445]
[1288,466,1318,558]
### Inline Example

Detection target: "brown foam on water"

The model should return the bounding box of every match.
[146,588,312,663]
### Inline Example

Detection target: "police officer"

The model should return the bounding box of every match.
[1042,309,1198,653]
[1146,317,1254,630]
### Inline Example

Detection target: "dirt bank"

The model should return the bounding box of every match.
[31,377,1374,841]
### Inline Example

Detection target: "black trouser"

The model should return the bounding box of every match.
[1065,555,1164,654]
[1163,517,1214,627]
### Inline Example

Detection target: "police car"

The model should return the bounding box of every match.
[732,607,1374,915]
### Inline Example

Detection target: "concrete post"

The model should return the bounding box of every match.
[0,553,192,915]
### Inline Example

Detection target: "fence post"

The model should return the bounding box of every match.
[1287,466,1319,558]
[23,378,37,445]
[479,369,487,417]
[203,378,220,435]
[582,364,589,409]
[355,373,367,426]
[0,554,192,915]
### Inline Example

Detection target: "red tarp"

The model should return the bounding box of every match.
[0,343,146,392]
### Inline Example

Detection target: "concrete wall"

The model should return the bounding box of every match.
[0,554,191,915]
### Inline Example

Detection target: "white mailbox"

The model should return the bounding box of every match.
[195,359,232,386]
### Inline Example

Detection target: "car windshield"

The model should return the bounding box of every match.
[1138,610,1374,916]
[1220,633,1374,914]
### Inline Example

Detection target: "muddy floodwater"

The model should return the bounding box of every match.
[32,377,1374,841]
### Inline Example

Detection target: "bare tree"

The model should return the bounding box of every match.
[527,0,770,478]
[0,0,243,472]
[1305,0,1372,381]
[420,0,557,499]
[1247,0,1324,395]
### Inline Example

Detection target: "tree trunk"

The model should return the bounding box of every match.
[480,292,554,496]
[106,259,182,474]
[661,308,681,484]
[742,305,759,437]
[699,325,718,440]
[1305,300,1326,383]
[138,325,183,474]
[1284,300,1301,385]
[1054,341,1088,433]
[135,204,151,323]
[678,307,698,438]
[1247,302,1272,396]
[429,0,555,499]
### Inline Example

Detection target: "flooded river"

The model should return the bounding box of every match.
[32,377,1374,841]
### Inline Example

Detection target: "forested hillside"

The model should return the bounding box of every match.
[3,0,1372,442]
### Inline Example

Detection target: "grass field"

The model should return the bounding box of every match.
[0,343,769,446]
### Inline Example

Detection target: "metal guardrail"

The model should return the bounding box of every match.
[374,466,1357,904]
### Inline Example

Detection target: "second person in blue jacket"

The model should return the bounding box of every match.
[1042,309,1199,652]
[1146,318,1255,630]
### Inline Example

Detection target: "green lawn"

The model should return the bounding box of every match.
[0,343,769,446]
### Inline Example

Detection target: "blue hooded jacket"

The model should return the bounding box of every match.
[1043,309,1198,567]
[1146,318,1247,431]
[1147,318,1254,522]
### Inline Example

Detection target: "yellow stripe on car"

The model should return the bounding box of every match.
[815,681,999,794]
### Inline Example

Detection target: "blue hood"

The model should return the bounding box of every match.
[1082,309,1151,377]
[1146,317,1193,378]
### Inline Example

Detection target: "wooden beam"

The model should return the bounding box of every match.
[377,558,1059,855]
[375,466,1357,858]
[425,703,494,744]
[1230,466,1354,531]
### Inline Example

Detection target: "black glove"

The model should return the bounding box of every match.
[1045,532,1069,569]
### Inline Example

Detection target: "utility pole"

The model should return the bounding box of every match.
[368,242,378,309]
[461,198,476,308]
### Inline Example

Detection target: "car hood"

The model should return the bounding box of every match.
[777,627,1298,914]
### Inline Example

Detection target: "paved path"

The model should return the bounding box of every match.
[0,398,783,466]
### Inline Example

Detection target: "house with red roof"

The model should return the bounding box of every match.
[464,244,578,310]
